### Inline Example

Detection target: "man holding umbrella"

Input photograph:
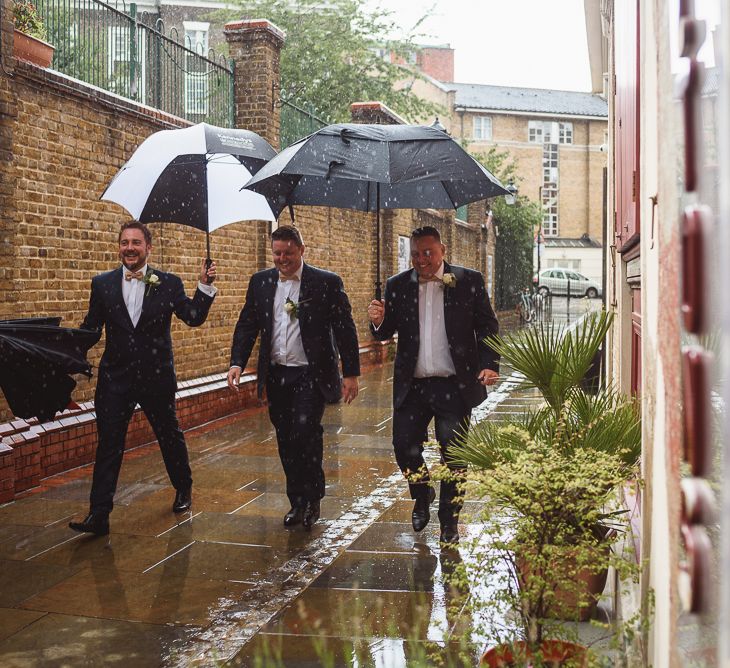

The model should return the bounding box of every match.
[69,221,217,536]
[227,225,359,531]
[367,226,499,545]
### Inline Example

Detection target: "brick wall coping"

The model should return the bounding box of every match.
[14,59,189,130]
[223,19,286,43]
[350,101,408,125]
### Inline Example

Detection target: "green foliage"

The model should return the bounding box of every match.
[13,0,47,41]
[468,145,542,310]
[219,0,440,122]
[442,311,644,660]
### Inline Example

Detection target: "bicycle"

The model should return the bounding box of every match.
[516,288,536,324]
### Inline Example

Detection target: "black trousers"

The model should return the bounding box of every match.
[90,380,192,515]
[392,376,470,524]
[266,365,326,507]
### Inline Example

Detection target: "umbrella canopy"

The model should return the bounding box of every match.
[0,318,98,423]
[101,123,277,254]
[243,123,510,297]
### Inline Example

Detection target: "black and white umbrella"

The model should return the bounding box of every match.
[101,122,277,259]
[243,123,510,299]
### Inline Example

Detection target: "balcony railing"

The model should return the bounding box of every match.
[34,0,234,126]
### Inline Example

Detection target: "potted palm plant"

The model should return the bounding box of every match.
[444,311,642,666]
[12,0,54,68]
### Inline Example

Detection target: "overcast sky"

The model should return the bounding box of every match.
[370,0,593,91]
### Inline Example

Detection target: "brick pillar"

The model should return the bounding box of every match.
[0,0,18,319]
[224,19,285,150]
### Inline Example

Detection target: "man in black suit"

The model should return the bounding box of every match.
[227,225,360,530]
[69,221,217,536]
[368,226,499,545]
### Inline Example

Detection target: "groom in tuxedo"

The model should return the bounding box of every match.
[227,225,360,530]
[69,221,217,535]
[368,226,499,545]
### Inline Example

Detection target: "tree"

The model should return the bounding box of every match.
[223,0,439,122]
[470,145,542,311]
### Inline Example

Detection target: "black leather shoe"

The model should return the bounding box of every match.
[302,500,321,531]
[172,487,192,513]
[284,506,304,527]
[439,521,460,546]
[412,486,436,532]
[69,512,109,536]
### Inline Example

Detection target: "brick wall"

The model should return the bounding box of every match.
[0,20,495,499]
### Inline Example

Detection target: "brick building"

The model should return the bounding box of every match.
[404,48,609,284]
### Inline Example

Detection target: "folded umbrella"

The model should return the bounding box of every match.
[0,318,98,423]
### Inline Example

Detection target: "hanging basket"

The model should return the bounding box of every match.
[13,29,54,68]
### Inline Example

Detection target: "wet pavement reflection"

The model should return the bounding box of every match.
[0,356,548,667]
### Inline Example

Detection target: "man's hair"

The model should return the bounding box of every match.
[410,225,441,243]
[271,225,304,247]
[119,220,152,245]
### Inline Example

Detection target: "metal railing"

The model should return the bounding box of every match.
[35,0,234,125]
[280,94,329,148]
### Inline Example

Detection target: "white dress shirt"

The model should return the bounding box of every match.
[270,263,309,366]
[121,264,217,328]
[414,262,457,378]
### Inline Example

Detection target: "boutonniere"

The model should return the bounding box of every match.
[442,273,457,288]
[284,297,310,321]
[142,270,160,296]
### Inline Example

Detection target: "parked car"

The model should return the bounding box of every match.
[532,268,602,298]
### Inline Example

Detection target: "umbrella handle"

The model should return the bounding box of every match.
[375,284,382,301]
[205,258,215,284]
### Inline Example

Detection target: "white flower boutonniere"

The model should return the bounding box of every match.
[442,272,457,288]
[142,271,160,296]
[284,297,311,321]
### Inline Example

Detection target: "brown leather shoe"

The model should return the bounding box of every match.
[69,512,109,536]
[412,486,436,532]
[172,487,192,513]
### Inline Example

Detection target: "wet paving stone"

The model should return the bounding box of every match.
[0,361,550,666]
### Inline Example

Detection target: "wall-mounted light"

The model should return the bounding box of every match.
[505,181,518,206]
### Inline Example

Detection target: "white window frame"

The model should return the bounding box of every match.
[559,122,573,144]
[107,25,147,100]
[184,22,210,116]
[473,116,492,141]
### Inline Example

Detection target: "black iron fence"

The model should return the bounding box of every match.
[279,94,329,148]
[35,0,234,125]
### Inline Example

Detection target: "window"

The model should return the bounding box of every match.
[107,25,146,100]
[559,122,573,144]
[473,116,492,140]
[528,121,543,143]
[456,205,468,221]
[184,22,210,116]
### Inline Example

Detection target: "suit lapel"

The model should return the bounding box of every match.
[407,268,420,342]
[137,268,156,327]
[262,267,278,336]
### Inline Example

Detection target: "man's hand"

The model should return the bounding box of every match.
[200,259,217,284]
[227,366,241,391]
[367,299,385,327]
[478,369,499,386]
[342,376,359,404]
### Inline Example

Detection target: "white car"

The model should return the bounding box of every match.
[532,268,602,298]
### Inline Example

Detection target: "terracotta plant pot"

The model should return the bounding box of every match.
[481,640,589,667]
[13,29,54,68]
[516,543,610,622]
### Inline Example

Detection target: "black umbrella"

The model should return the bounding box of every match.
[0,318,98,422]
[101,123,277,263]
[243,122,510,299]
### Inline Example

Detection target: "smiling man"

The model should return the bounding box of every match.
[367,226,499,545]
[68,221,217,536]
[227,225,360,531]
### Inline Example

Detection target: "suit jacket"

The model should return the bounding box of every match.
[230,263,360,403]
[81,267,215,394]
[371,261,499,410]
